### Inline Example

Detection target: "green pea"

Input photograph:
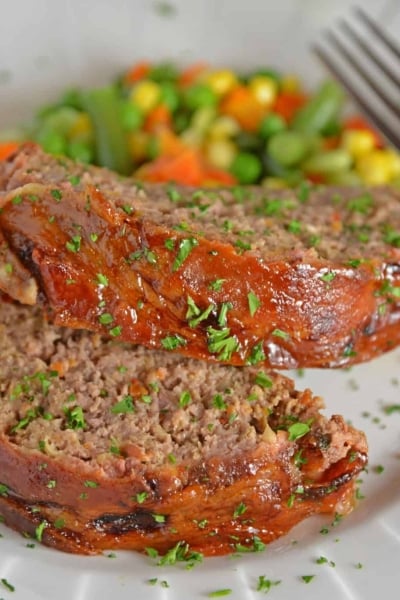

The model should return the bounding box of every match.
[230,152,262,184]
[36,129,67,155]
[267,130,310,167]
[67,140,94,163]
[184,84,218,111]
[120,101,143,131]
[159,82,180,112]
[259,113,287,139]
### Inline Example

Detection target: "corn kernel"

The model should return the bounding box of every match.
[249,76,278,107]
[207,116,240,139]
[181,127,202,147]
[341,129,376,159]
[206,70,238,96]
[356,150,394,184]
[191,106,216,134]
[205,138,237,169]
[385,149,400,178]
[130,80,160,114]
[261,176,287,189]
[280,74,300,93]
[69,113,93,139]
[128,130,150,161]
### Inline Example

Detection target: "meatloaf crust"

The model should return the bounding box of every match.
[1,144,400,368]
[0,299,366,556]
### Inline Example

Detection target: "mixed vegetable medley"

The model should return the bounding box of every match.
[1,60,400,187]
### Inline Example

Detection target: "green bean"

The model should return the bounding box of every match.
[81,86,132,175]
[292,81,344,134]
[302,149,352,174]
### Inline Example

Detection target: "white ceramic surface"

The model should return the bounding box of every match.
[1,1,400,598]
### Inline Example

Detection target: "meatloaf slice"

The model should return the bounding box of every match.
[1,143,400,369]
[0,299,366,556]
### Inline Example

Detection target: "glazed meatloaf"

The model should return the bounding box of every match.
[0,299,366,556]
[1,143,400,369]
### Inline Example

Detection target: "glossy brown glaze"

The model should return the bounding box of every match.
[1,144,400,368]
[0,428,366,556]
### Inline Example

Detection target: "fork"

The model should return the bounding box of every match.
[313,7,400,148]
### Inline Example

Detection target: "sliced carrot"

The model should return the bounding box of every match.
[220,85,265,132]
[136,147,205,185]
[124,61,151,85]
[0,141,19,161]
[273,91,308,123]
[202,166,237,186]
[343,115,383,147]
[178,62,208,88]
[143,104,172,133]
[157,128,187,157]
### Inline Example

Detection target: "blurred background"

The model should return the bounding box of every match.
[0,0,399,127]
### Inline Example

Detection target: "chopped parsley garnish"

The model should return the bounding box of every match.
[247,341,266,365]
[121,204,133,215]
[164,238,175,250]
[109,325,122,337]
[234,535,266,553]
[64,405,85,430]
[287,421,311,441]
[35,520,47,542]
[161,333,187,350]
[179,390,191,408]
[99,312,114,325]
[271,328,289,340]
[51,188,63,201]
[233,502,247,518]
[254,372,273,389]
[167,185,182,202]
[11,194,23,204]
[172,237,198,271]
[147,541,203,568]
[384,404,400,415]
[0,483,9,497]
[1,578,15,592]
[347,193,373,214]
[208,278,226,292]
[84,480,99,488]
[186,296,215,328]
[248,291,261,317]
[152,514,166,524]
[287,219,302,234]
[65,235,81,253]
[68,175,81,186]
[217,302,232,327]
[111,395,135,414]
[256,576,282,593]
[207,326,239,361]
[96,273,109,286]
[301,575,315,584]
[212,394,227,410]
[136,491,148,504]
[320,270,336,284]
[207,590,232,598]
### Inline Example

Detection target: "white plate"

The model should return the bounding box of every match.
[1,1,400,598]
[1,350,400,600]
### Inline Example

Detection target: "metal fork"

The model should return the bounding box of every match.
[313,7,400,148]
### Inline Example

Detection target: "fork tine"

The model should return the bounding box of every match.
[339,18,400,91]
[355,7,400,61]
[313,43,400,149]
[325,27,400,116]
